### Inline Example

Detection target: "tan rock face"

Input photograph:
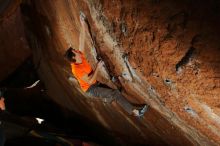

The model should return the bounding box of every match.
[2,0,219,145]
[85,1,220,145]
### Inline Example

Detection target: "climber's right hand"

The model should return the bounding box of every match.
[97,60,105,70]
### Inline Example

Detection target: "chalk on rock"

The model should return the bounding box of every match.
[68,76,78,84]
[80,11,86,21]
[184,106,198,117]
[35,117,44,124]
[122,72,132,81]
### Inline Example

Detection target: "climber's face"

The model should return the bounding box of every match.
[71,50,82,64]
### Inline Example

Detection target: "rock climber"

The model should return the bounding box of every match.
[65,14,148,117]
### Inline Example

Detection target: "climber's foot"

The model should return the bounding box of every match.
[133,104,149,117]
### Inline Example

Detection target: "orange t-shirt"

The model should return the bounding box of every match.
[71,51,96,91]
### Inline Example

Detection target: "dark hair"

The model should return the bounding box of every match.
[65,47,76,62]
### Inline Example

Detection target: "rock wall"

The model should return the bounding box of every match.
[86,0,220,145]
[0,0,30,81]
[1,0,220,145]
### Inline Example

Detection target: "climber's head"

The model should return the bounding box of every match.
[65,47,82,64]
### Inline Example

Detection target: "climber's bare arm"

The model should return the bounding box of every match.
[79,21,86,53]
[81,61,104,85]
[79,14,94,54]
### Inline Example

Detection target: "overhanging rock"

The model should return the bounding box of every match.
[2,0,220,145]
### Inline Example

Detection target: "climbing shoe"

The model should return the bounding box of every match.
[133,104,149,117]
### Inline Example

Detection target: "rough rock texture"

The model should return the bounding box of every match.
[92,0,220,144]
[1,0,220,145]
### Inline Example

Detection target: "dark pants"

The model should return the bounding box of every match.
[86,84,134,114]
